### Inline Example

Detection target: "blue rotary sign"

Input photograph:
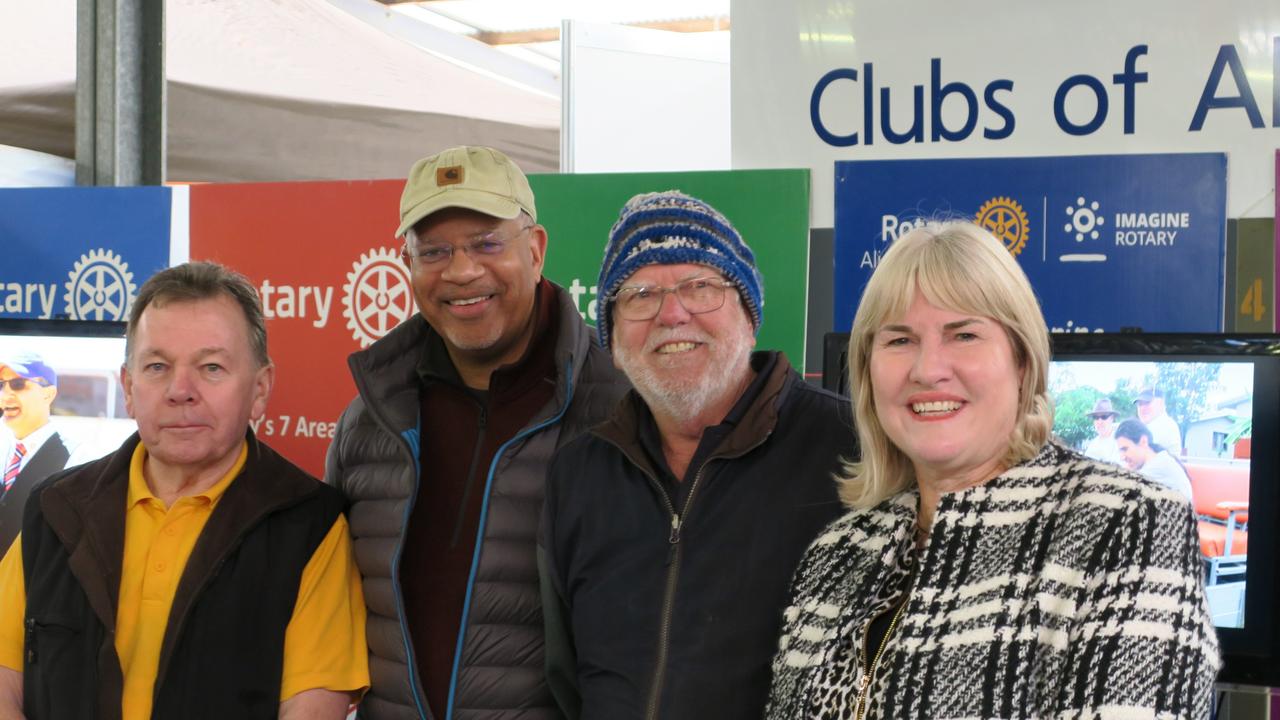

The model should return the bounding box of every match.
[833,153,1227,333]
[0,187,173,320]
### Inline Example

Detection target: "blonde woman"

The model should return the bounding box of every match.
[766,221,1218,719]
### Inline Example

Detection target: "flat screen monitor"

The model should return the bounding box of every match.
[823,332,1280,686]
[1051,333,1279,686]
[0,318,136,473]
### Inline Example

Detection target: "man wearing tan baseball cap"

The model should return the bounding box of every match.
[326,146,628,720]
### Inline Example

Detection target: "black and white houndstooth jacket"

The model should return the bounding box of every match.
[766,442,1220,720]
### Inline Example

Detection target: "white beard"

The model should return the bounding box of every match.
[614,323,755,424]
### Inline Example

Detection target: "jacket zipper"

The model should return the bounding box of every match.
[443,361,577,720]
[643,463,710,720]
[450,404,488,548]
[853,572,916,720]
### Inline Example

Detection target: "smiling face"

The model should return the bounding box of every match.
[610,263,755,423]
[0,367,56,440]
[121,295,273,482]
[869,292,1022,486]
[403,207,546,385]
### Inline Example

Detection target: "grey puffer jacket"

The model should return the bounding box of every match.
[325,284,629,720]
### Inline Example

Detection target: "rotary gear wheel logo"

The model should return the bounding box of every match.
[63,249,137,321]
[974,197,1030,257]
[342,247,414,348]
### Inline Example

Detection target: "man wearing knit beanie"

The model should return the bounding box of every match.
[539,190,854,720]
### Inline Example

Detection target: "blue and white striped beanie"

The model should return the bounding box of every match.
[596,190,764,352]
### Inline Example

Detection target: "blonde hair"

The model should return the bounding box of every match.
[838,220,1054,509]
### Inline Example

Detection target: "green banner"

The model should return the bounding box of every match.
[530,169,810,367]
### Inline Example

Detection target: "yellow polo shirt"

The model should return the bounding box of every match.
[0,442,368,718]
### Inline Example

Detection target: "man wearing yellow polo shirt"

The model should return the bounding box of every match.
[0,262,368,720]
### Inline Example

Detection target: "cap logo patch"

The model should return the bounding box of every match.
[437,166,465,186]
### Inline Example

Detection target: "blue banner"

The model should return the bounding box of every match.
[834,153,1227,333]
[0,187,173,320]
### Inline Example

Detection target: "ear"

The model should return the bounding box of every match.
[250,363,276,421]
[528,225,548,280]
[400,244,413,273]
[121,364,136,419]
[41,384,57,406]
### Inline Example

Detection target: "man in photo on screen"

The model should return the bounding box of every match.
[1081,397,1123,466]
[1134,386,1183,456]
[1115,417,1194,502]
[0,352,69,554]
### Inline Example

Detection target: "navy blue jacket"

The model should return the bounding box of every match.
[540,352,854,720]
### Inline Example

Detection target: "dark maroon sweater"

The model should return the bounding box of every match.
[402,279,560,714]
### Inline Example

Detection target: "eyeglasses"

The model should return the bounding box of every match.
[402,225,534,267]
[609,277,736,321]
[0,377,46,392]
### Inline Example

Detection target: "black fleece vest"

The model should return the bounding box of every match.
[20,433,345,720]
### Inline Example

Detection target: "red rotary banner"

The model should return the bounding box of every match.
[189,180,409,477]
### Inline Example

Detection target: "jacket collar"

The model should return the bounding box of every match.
[828,441,1067,569]
[593,350,794,480]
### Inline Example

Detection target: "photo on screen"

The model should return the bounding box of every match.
[1048,359,1251,629]
[1,333,136,477]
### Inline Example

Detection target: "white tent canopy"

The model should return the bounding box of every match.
[0,0,560,182]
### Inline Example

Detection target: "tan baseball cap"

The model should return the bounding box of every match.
[396,146,537,237]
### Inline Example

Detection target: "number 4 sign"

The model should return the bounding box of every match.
[1229,217,1275,332]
